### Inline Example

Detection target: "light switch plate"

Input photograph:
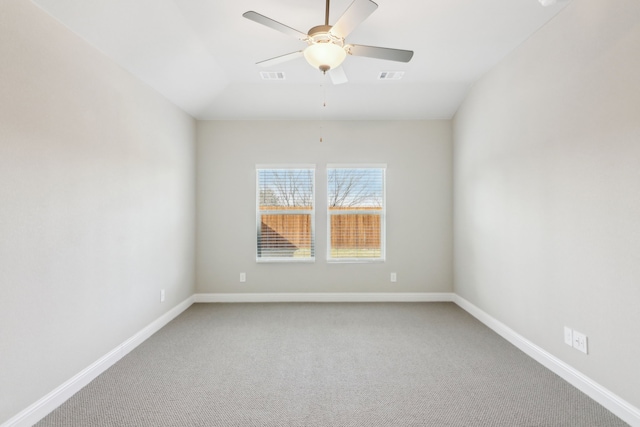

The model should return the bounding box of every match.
[564,327,573,346]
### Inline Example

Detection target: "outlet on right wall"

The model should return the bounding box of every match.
[453,0,640,412]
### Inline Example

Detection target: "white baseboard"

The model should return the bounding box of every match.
[7,293,638,427]
[453,295,640,427]
[194,292,455,303]
[2,296,194,427]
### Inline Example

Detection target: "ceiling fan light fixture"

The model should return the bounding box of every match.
[303,42,346,72]
[243,0,413,81]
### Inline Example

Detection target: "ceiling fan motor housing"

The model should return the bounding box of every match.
[308,25,332,37]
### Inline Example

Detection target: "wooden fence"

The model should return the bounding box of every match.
[329,211,380,249]
[260,214,311,250]
[260,207,381,250]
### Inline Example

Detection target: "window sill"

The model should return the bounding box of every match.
[256,258,316,263]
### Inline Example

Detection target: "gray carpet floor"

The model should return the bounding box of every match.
[37,302,628,426]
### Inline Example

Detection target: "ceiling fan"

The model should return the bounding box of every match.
[243,0,414,84]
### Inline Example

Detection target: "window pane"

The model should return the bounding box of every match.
[259,169,313,209]
[260,214,312,258]
[330,213,381,258]
[328,168,383,209]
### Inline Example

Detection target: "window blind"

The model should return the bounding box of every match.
[256,166,315,262]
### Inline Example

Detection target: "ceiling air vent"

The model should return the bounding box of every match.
[378,71,404,80]
[260,71,286,80]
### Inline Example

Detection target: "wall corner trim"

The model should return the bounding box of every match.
[194,292,455,303]
[453,295,640,427]
[2,296,195,427]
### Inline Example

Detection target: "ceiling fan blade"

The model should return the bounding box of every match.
[329,0,378,39]
[347,44,414,62]
[243,11,308,41]
[256,51,304,67]
[329,66,348,85]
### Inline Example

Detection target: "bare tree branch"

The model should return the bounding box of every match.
[328,169,382,208]
[259,169,313,208]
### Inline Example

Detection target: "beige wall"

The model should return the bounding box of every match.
[453,0,640,409]
[196,120,453,294]
[0,1,196,423]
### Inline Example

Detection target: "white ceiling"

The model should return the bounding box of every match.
[31,0,569,120]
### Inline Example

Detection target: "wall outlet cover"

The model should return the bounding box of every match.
[573,330,588,354]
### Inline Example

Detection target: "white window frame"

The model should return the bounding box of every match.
[256,164,316,263]
[326,164,386,263]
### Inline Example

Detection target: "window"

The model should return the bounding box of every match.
[256,165,315,262]
[327,165,386,262]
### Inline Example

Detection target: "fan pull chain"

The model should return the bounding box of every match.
[323,78,327,108]
[320,76,328,142]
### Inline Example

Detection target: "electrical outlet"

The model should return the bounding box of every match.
[240,272,246,282]
[564,327,573,346]
[160,289,165,303]
[390,272,397,283]
[573,330,588,354]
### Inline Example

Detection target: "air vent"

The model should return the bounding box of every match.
[260,71,286,80]
[378,71,404,80]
